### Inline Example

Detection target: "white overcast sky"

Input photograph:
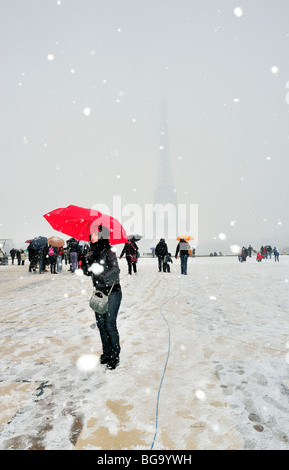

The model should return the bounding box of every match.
[1,0,289,253]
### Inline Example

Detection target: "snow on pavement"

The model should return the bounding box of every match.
[0,256,289,450]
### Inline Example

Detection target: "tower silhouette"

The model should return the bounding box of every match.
[154,98,178,206]
[152,99,178,245]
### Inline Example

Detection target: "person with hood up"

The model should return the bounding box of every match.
[155,238,168,272]
[119,237,139,275]
[83,224,122,370]
[175,238,190,275]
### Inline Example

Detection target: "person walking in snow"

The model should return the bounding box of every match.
[10,248,16,265]
[120,238,139,275]
[48,245,58,274]
[241,246,248,262]
[163,252,173,273]
[247,244,254,257]
[155,238,168,272]
[28,245,38,272]
[68,238,79,273]
[274,249,279,262]
[16,249,21,265]
[57,246,63,272]
[20,249,26,265]
[83,225,122,370]
[175,238,190,275]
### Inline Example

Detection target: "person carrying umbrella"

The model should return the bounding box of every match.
[119,237,139,275]
[83,223,122,370]
[43,205,127,370]
[175,237,192,275]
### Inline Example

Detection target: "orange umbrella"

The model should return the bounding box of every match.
[176,235,194,241]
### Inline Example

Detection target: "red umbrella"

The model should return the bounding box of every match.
[43,205,127,245]
[25,239,33,243]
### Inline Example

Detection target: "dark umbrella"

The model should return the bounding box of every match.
[128,234,142,241]
[30,236,47,250]
[43,205,127,245]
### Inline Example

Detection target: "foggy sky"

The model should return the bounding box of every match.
[1,0,289,254]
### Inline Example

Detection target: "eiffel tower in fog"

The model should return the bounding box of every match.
[154,98,178,206]
[153,98,178,243]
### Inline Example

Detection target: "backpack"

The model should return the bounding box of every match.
[48,247,54,256]
[128,243,137,262]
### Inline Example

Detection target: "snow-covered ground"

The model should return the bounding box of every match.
[0,255,289,450]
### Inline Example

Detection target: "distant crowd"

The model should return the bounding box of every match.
[238,244,280,262]
[4,241,282,276]
[9,238,90,274]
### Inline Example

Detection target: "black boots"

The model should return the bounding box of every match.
[100,354,119,370]
[107,357,119,370]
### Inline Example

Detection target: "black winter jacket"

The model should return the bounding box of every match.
[83,242,121,295]
[155,240,168,258]
[120,241,138,260]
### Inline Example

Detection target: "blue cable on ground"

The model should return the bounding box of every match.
[150,276,181,450]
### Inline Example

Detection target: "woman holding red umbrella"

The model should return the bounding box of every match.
[43,205,127,369]
[83,223,122,370]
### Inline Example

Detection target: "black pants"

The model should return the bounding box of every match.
[127,260,137,274]
[163,263,170,272]
[95,291,122,359]
[157,256,164,271]
[50,262,57,273]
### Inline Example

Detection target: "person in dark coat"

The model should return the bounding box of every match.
[16,249,21,265]
[247,245,253,257]
[68,238,79,273]
[119,238,139,275]
[83,225,122,370]
[10,248,16,265]
[175,239,190,275]
[241,246,248,262]
[28,244,38,272]
[155,238,168,272]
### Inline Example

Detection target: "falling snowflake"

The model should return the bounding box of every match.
[88,263,104,275]
[47,54,55,61]
[234,7,243,17]
[83,107,91,116]
[271,66,279,75]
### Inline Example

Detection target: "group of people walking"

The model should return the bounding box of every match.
[26,238,88,274]
[9,248,26,265]
[27,243,64,274]
[155,237,193,275]
[238,244,280,263]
